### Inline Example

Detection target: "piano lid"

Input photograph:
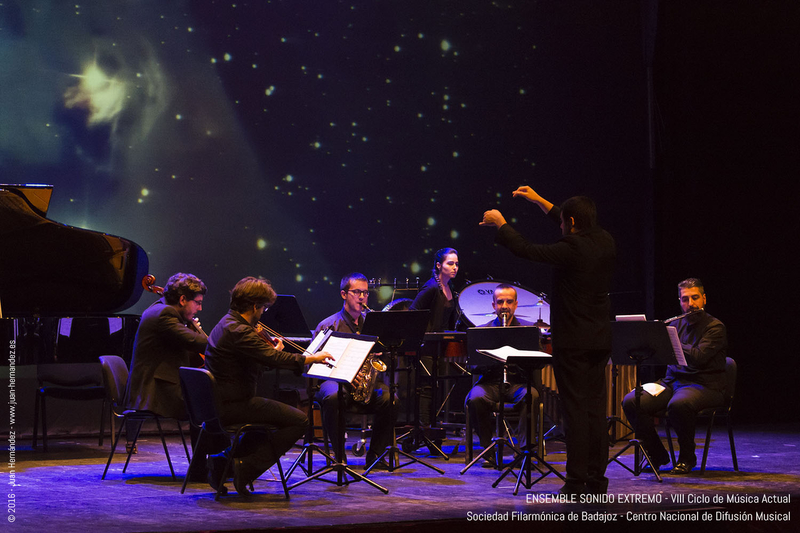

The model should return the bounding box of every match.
[0,184,149,317]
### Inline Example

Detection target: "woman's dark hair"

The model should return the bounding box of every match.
[432,247,458,276]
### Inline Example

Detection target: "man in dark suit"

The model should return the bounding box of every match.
[481,187,616,495]
[464,283,539,466]
[204,277,333,497]
[622,278,727,475]
[124,272,208,477]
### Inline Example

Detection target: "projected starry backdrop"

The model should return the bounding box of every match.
[1,1,649,328]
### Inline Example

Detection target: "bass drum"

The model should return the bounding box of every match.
[458,280,550,328]
[382,298,413,311]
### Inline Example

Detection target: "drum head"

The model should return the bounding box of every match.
[458,280,549,327]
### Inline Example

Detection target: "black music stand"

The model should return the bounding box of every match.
[361,310,444,474]
[607,321,680,482]
[260,294,310,337]
[288,331,388,494]
[399,330,465,461]
[460,326,563,494]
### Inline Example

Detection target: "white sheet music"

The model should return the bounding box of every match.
[666,325,687,366]
[305,334,375,383]
[477,345,552,362]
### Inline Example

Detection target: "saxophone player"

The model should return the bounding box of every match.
[314,272,396,469]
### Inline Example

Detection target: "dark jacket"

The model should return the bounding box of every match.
[410,277,458,332]
[495,206,616,352]
[204,310,306,404]
[125,301,208,419]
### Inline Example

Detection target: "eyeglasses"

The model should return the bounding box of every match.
[348,290,369,297]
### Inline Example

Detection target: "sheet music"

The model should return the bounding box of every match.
[477,345,552,362]
[305,334,375,383]
[665,325,687,366]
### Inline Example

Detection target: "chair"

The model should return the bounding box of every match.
[178,367,289,500]
[32,363,110,452]
[99,355,189,480]
[663,357,738,474]
[464,398,538,468]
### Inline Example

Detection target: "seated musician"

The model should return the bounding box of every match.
[464,284,540,466]
[204,277,333,496]
[314,273,396,469]
[124,272,208,479]
[622,278,727,475]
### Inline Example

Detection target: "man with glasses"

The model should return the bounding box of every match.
[464,284,540,467]
[313,272,396,469]
[124,272,209,478]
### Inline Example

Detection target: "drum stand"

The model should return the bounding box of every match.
[396,340,449,461]
[287,382,389,494]
[607,363,634,444]
[366,340,444,475]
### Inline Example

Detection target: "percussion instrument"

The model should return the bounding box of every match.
[458,280,550,329]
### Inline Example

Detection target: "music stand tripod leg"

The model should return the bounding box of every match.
[607,354,663,483]
[365,345,445,475]
[289,383,389,494]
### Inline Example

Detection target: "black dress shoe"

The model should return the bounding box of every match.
[481,457,498,469]
[365,454,390,471]
[641,451,671,473]
[207,454,228,494]
[232,459,253,499]
[669,460,696,475]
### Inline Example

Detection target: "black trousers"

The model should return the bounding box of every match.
[465,382,538,449]
[622,380,724,462]
[218,397,308,483]
[316,380,395,460]
[553,348,611,493]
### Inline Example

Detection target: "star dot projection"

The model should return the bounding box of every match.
[0,0,648,326]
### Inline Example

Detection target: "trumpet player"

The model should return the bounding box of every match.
[314,272,396,469]
[464,284,540,467]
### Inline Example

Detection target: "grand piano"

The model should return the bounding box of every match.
[0,184,148,365]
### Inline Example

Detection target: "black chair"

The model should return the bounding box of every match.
[178,367,289,500]
[32,363,109,452]
[99,355,189,480]
[663,357,738,474]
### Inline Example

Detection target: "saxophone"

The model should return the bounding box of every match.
[349,303,387,404]
[350,354,387,404]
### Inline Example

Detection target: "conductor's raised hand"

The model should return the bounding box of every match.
[512,185,553,214]
[480,209,507,228]
[512,186,543,203]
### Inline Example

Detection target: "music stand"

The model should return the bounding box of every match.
[361,310,444,474]
[260,294,310,337]
[288,331,388,494]
[607,320,681,482]
[460,327,563,494]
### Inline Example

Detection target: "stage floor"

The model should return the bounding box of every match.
[6,423,800,532]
